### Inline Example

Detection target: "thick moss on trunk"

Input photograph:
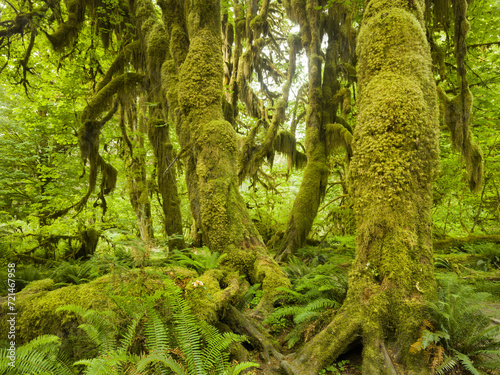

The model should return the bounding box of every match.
[282,0,440,373]
[177,9,264,252]
[173,1,289,312]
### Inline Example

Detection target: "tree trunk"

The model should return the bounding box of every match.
[147,118,185,250]
[282,0,440,372]
[173,1,263,253]
[131,0,186,250]
[120,101,155,247]
[275,0,329,262]
[167,0,289,312]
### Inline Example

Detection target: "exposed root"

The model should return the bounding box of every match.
[250,255,291,315]
[225,305,283,364]
[280,307,361,374]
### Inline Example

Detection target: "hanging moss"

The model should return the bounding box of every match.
[437,87,483,192]
[75,227,99,258]
[325,123,353,160]
[431,0,483,193]
[81,72,144,122]
[249,14,264,30]
[46,0,87,51]
[273,130,307,170]
[75,72,141,212]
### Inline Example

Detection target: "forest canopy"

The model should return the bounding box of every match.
[0,0,500,374]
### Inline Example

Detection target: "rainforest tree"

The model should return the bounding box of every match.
[0,0,494,373]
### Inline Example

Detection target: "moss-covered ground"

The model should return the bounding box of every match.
[1,237,499,374]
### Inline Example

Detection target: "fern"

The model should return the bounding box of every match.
[171,247,226,274]
[5,279,259,375]
[0,335,75,375]
[413,275,500,374]
[435,356,457,375]
[74,352,130,375]
[453,350,484,375]
[56,305,117,353]
[119,311,144,352]
[136,352,188,375]
[224,361,261,375]
[144,307,170,352]
[167,283,205,375]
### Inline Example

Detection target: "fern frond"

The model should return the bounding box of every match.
[144,308,169,352]
[224,361,260,375]
[263,305,302,323]
[56,305,117,353]
[136,351,188,375]
[294,310,320,324]
[119,312,144,352]
[284,322,308,349]
[275,287,306,302]
[0,335,73,375]
[165,280,205,375]
[435,356,457,375]
[198,320,248,373]
[303,298,338,312]
[453,350,484,375]
[74,351,129,375]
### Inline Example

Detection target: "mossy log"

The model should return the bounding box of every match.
[433,235,500,251]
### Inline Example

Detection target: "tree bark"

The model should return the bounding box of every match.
[282,0,440,372]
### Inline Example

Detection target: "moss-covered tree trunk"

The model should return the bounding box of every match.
[161,0,289,311]
[163,1,261,254]
[276,2,351,261]
[120,102,155,247]
[282,0,440,373]
[131,0,186,250]
[147,118,185,250]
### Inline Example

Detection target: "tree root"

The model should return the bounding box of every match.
[250,255,291,315]
[224,305,283,364]
[279,308,361,374]
[278,299,427,375]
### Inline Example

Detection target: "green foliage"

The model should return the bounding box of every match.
[52,279,259,375]
[51,261,97,286]
[171,246,227,274]
[319,360,351,375]
[463,242,500,270]
[264,256,347,348]
[0,335,76,375]
[412,274,500,374]
[241,283,263,309]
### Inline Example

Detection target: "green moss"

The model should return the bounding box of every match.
[249,15,264,30]
[47,0,87,51]
[21,278,55,293]
[163,265,197,280]
[178,29,223,116]
[318,0,441,371]
[223,246,258,275]
[184,269,223,323]
[81,72,144,122]
[0,276,110,346]
[250,256,291,313]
